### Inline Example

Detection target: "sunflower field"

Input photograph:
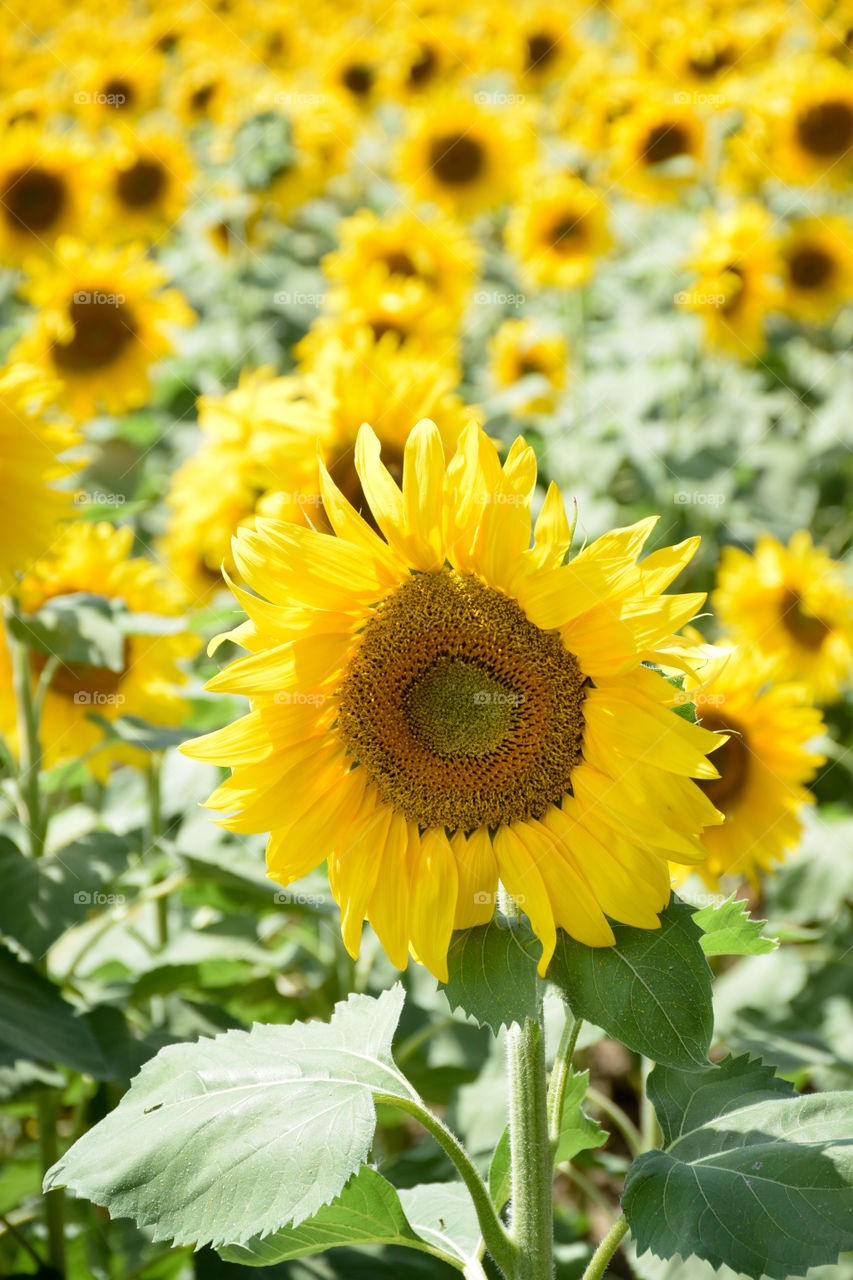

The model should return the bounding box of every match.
[3,1,853,1278]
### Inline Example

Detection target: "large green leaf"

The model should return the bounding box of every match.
[46,987,416,1249]
[7,592,126,670]
[0,831,132,961]
[219,1168,481,1271]
[489,1067,607,1210]
[0,945,108,1077]
[547,899,713,1068]
[442,915,541,1033]
[624,1058,853,1278]
[692,895,778,957]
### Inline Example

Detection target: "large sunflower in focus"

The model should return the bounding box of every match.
[713,532,853,704]
[0,522,197,779]
[0,364,80,591]
[12,238,194,420]
[184,421,724,981]
[397,96,533,215]
[506,174,612,290]
[674,636,825,891]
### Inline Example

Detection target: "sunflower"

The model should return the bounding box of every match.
[392,19,474,97]
[506,5,584,87]
[674,637,825,890]
[183,420,724,982]
[778,216,853,322]
[295,300,463,370]
[488,317,568,415]
[771,66,853,185]
[321,207,479,318]
[680,202,782,356]
[505,174,612,290]
[160,368,315,601]
[397,95,534,215]
[0,126,94,262]
[73,47,164,117]
[0,364,80,592]
[713,531,853,705]
[610,98,706,200]
[12,238,195,421]
[96,126,194,240]
[0,522,197,780]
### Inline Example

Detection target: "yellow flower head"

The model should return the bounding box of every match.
[0,522,197,779]
[0,126,96,263]
[506,174,612,290]
[488,317,569,415]
[12,238,195,421]
[674,636,825,890]
[184,421,724,982]
[610,98,706,200]
[771,65,853,186]
[779,216,853,322]
[713,531,853,704]
[0,364,81,592]
[94,125,195,241]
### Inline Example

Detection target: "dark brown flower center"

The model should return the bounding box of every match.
[526,32,559,71]
[342,63,374,97]
[429,133,485,185]
[101,78,135,109]
[788,245,834,289]
[336,569,587,831]
[115,159,167,209]
[780,588,831,650]
[51,296,137,374]
[408,46,437,86]
[382,250,418,276]
[190,83,216,113]
[796,99,853,158]
[697,715,749,812]
[687,45,732,77]
[2,167,66,233]
[549,211,586,252]
[642,122,690,165]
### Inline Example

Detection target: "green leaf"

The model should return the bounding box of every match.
[645,1055,797,1149]
[624,1061,853,1278]
[46,986,415,1248]
[0,831,132,961]
[219,1168,481,1271]
[489,1068,607,1210]
[88,713,201,753]
[0,944,108,1077]
[8,592,126,670]
[547,899,713,1069]
[693,894,778,956]
[442,914,541,1033]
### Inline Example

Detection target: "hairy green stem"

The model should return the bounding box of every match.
[546,1010,582,1156]
[507,1014,553,1279]
[4,596,47,858]
[380,1093,517,1280]
[582,1215,629,1280]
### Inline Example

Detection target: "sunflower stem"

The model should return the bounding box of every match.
[38,1090,66,1275]
[581,1214,629,1280]
[4,595,47,858]
[546,1008,582,1158]
[506,1011,553,1280]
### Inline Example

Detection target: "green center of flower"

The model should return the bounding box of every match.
[335,568,587,831]
[697,715,749,812]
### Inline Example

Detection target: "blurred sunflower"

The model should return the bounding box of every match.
[713,531,853,704]
[97,126,194,240]
[392,21,473,97]
[183,421,724,981]
[0,522,197,779]
[611,98,706,199]
[674,635,825,890]
[74,48,163,117]
[773,68,853,184]
[488,317,568,414]
[0,127,94,262]
[0,364,80,592]
[322,207,479,318]
[161,368,313,600]
[506,5,583,87]
[681,203,782,355]
[295,298,462,368]
[779,217,853,321]
[12,238,194,420]
[506,174,612,289]
[322,30,390,109]
[397,96,533,214]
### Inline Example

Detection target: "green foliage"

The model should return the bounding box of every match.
[548,899,714,1068]
[693,894,778,956]
[442,914,542,1033]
